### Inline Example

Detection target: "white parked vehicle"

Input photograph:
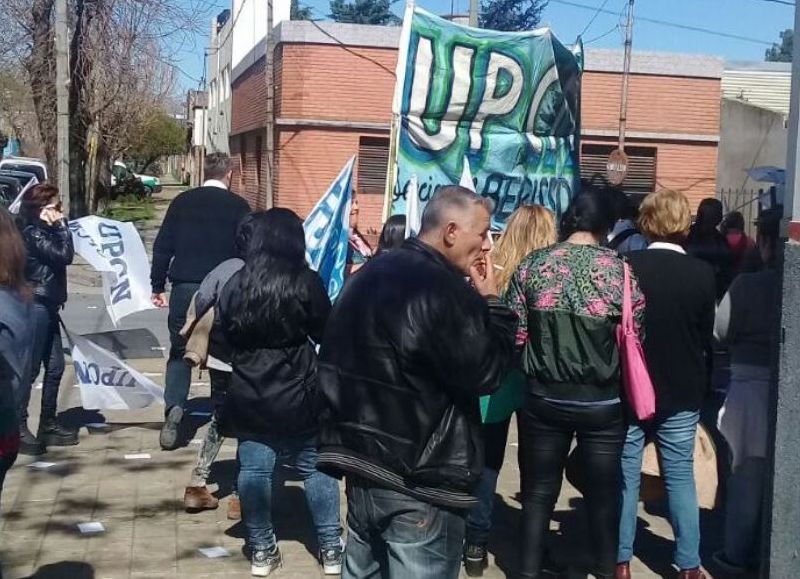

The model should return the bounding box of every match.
[0,156,48,183]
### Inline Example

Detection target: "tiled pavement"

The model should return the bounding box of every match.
[0,357,742,578]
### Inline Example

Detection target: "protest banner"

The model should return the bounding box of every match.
[386,5,583,228]
[68,331,164,410]
[8,176,39,214]
[69,216,155,325]
[304,158,354,301]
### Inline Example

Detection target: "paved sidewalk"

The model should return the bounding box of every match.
[0,355,738,579]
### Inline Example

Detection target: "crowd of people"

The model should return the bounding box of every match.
[0,152,783,579]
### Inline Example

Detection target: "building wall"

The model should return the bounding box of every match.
[723,62,792,116]
[207,16,233,154]
[231,0,290,81]
[231,22,723,233]
[718,98,788,192]
[230,129,268,210]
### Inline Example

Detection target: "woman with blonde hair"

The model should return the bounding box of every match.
[617,189,716,579]
[464,204,556,576]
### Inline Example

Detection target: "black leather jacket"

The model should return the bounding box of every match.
[317,238,517,509]
[21,218,74,307]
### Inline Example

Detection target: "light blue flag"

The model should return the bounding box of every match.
[304,157,355,301]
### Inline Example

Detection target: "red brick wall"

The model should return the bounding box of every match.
[277,44,396,122]
[230,130,268,210]
[275,127,385,235]
[231,56,267,136]
[582,71,721,136]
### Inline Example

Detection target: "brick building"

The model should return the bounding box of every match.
[230,20,723,232]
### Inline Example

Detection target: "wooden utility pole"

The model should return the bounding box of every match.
[264,0,275,209]
[469,0,478,27]
[606,0,634,186]
[55,0,70,214]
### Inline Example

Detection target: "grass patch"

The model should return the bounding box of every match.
[99,195,155,222]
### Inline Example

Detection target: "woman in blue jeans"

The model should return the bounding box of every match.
[217,209,342,578]
[617,190,717,579]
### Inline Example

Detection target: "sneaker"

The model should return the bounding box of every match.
[37,419,78,446]
[159,406,183,451]
[183,486,219,512]
[464,543,488,577]
[251,546,281,577]
[227,495,241,520]
[19,425,45,456]
[320,540,344,575]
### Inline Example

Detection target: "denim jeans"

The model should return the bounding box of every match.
[619,410,701,570]
[189,370,237,492]
[465,418,511,546]
[164,283,199,412]
[237,435,341,552]
[18,302,64,422]
[518,396,625,579]
[343,478,466,579]
[723,457,765,568]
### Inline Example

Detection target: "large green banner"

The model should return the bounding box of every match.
[386,5,583,228]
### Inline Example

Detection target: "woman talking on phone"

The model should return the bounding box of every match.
[17,184,77,455]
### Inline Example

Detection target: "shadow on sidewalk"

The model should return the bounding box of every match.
[25,561,94,578]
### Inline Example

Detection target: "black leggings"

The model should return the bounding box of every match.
[518,396,625,579]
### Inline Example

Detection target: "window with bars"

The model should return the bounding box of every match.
[580,143,657,195]
[357,136,390,195]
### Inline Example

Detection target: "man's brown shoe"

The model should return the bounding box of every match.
[678,569,706,579]
[227,495,241,520]
[184,486,219,512]
[615,562,631,579]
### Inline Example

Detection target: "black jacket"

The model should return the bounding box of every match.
[21,218,74,307]
[217,267,331,441]
[317,238,517,509]
[150,185,250,293]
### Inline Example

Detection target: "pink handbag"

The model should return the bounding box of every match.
[616,263,656,421]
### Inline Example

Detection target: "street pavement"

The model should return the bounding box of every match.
[0,185,740,579]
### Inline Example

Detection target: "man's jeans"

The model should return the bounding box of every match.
[189,370,237,493]
[18,302,64,422]
[619,410,701,570]
[343,478,466,579]
[466,418,511,546]
[237,435,340,552]
[164,283,199,412]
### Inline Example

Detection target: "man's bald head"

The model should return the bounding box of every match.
[418,186,494,274]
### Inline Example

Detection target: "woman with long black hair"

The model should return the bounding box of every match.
[217,208,342,578]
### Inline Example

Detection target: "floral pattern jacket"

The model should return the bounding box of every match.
[506,242,645,403]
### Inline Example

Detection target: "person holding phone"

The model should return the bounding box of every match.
[18,184,76,455]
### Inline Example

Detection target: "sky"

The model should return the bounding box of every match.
[173,0,795,90]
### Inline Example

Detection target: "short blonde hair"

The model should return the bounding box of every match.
[637,189,692,243]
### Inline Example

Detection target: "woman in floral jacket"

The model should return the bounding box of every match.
[506,188,645,579]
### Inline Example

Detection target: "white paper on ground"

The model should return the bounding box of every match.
[198,546,231,558]
[190,439,203,445]
[189,411,212,417]
[34,382,42,390]
[77,522,105,534]
[28,461,57,470]
[150,346,166,351]
[191,382,209,386]
[124,453,151,460]
[142,372,162,377]
[85,423,110,429]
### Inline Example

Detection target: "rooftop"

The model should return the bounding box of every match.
[274,20,724,79]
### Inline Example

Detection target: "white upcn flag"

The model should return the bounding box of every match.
[8,177,39,214]
[404,173,421,239]
[69,216,155,326]
[67,333,164,410]
[69,332,164,411]
[460,156,475,192]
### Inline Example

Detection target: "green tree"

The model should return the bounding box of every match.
[126,111,186,173]
[291,0,313,20]
[480,0,548,32]
[766,29,793,62]
[329,0,401,25]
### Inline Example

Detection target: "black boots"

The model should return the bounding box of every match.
[19,424,45,456]
[37,418,79,447]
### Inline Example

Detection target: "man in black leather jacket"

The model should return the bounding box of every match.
[317,186,516,579]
